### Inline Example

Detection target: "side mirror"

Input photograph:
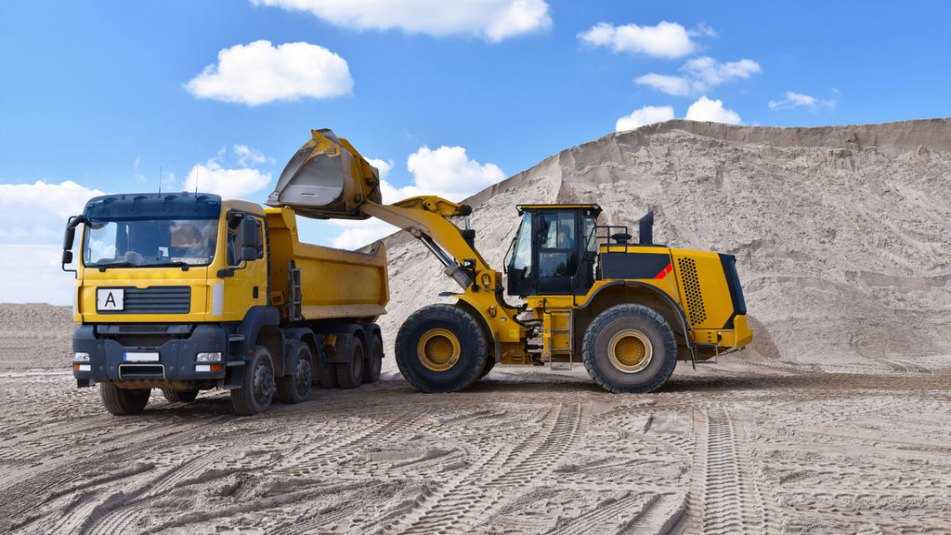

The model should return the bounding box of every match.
[61,215,85,272]
[238,217,260,262]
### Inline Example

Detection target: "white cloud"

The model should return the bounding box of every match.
[636,56,761,96]
[183,161,271,199]
[685,96,742,124]
[768,91,836,111]
[185,40,353,106]
[616,105,675,132]
[0,180,106,304]
[634,74,691,96]
[0,244,75,304]
[234,144,270,166]
[579,21,696,59]
[0,180,105,245]
[331,146,505,248]
[682,57,760,87]
[366,158,393,180]
[252,0,551,42]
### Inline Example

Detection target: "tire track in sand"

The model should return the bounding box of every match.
[391,403,581,535]
[688,405,777,535]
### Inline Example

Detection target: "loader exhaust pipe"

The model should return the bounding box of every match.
[639,211,654,245]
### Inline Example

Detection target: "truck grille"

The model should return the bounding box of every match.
[121,286,191,314]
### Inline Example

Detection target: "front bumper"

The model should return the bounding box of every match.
[72,323,234,386]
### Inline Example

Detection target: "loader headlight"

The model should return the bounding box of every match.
[195,352,222,363]
[73,352,90,362]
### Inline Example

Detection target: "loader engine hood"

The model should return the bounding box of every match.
[267,128,382,220]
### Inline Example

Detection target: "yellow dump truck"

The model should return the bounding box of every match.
[62,132,388,415]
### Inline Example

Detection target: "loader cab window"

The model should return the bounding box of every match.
[506,208,597,297]
[535,211,578,293]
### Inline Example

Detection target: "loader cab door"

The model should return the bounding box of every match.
[506,208,598,298]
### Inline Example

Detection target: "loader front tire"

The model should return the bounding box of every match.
[100,384,150,415]
[582,304,677,394]
[395,304,488,393]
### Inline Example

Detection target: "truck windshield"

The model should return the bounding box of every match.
[83,219,218,268]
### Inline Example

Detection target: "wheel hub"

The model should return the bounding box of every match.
[417,328,461,372]
[253,359,275,404]
[296,359,312,398]
[607,329,653,374]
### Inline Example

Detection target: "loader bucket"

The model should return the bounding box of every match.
[267,129,382,220]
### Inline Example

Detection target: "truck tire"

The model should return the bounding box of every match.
[395,304,489,393]
[364,332,383,384]
[161,388,199,403]
[582,304,677,394]
[277,341,313,404]
[336,336,365,389]
[316,363,338,388]
[100,384,150,415]
[231,346,276,416]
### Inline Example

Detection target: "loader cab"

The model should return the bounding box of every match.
[505,204,602,298]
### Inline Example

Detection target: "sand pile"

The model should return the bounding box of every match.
[378,119,951,371]
[0,303,72,369]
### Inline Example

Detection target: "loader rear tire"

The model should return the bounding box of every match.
[582,304,677,394]
[277,341,313,404]
[395,304,488,393]
[100,384,150,415]
[161,388,198,403]
[364,333,383,384]
[335,337,365,389]
[230,346,275,416]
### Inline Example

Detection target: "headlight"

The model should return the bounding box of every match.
[73,352,90,362]
[195,352,222,363]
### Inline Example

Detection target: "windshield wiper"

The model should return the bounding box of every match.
[94,261,137,272]
[151,261,192,271]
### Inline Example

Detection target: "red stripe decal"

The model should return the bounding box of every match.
[654,263,673,280]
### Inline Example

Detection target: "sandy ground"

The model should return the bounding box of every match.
[2,344,950,534]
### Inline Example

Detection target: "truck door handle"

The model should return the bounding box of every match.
[253,287,259,299]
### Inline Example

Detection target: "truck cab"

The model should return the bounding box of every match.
[64,192,388,415]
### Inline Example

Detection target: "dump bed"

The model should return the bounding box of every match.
[265,207,388,322]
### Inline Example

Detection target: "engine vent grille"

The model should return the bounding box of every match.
[678,258,707,325]
[119,286,191,314]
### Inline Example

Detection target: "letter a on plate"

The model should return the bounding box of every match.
[97,288,124,311]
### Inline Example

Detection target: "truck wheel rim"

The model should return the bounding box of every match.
[607,329,653,374]
[417,328,461,372]
[254,359,274,405]
[296,358,312,398]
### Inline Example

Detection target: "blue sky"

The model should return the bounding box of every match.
[2,0,950,303]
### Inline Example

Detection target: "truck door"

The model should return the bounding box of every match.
[224,212,268,314]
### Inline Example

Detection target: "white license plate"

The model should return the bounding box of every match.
[125,352,159,362]
[97,288,124,311]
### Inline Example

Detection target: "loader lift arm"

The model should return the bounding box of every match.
[359,196,527,348]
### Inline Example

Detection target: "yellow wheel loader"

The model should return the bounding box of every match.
[271,129,753,394]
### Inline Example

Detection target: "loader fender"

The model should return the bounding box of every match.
[578,281,692,353]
